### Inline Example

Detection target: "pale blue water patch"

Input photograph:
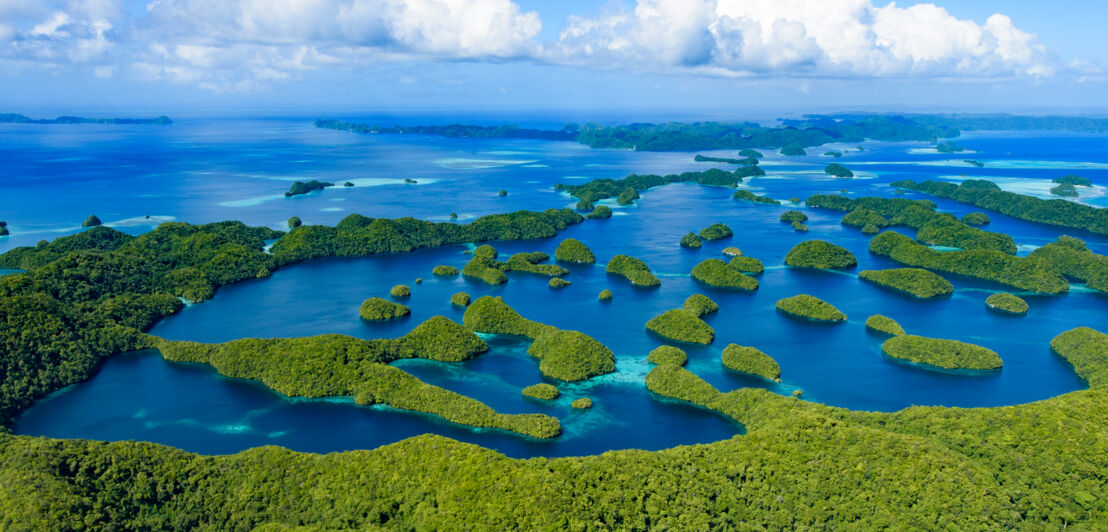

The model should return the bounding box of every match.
[434,158,538,169]
[927,245,963,252]
[0,269,23,277]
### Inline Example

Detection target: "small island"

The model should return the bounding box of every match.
[1053,175,1092,186]
[780,145,807,156]
[359,297,411,321]
[646,309,714,344]
[390,284,411,298]
[571,397,593,409]
[776,294,847,322]
[648,345,687,366]
[606,254,661,287]
[0,113,172,125]
[986,292,1029,315]
[1050,183,1079,197]
[587,205,613,219]
[450,292,471,307]
[699,223,733,241]
[882,335,1003,370]
[691,259,759,290]
[784,240,858,270]
[549,278,571,289]
[288,216,302,228]
[825,163,854,178]
[554,238,596,264]
[522,383,559,400]
[962,212,990,225]
[936,142,965,153]
[729,256,764,275]
[824,151,843,158]
[780,211,808,224]
[721,344,781,382]
[82,215,102,228]
[598,289,613,301]
[285,180,334,197]
[739,149,763,159]
[683,294,719,317]
[432,265,459,276]
[733,190,781,205]
[859,268,954,298]
[722,246,742,256]
[866,315,906,337]
[680,232,703,248]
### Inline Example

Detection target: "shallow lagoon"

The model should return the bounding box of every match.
[8,119,1108,457]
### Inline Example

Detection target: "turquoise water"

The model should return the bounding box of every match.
[7,119,1108,457]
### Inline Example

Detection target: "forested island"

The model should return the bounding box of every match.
[0,113,173,125]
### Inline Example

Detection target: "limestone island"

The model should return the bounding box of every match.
[699,223,733,241]
[285,180,334,197]
[646,309,714,344]
[785,240,857,270]
[780,210,808,224]
[648,345,688,366]
[450,292,471,307]
[554,238,596,263]
[721,344,781,382]
[432,265,459,276]
[598,289,613,301]
[776,294,847,322]
[359,297,411,321]
[606,254,661,287]
[680,232,703,249]
[683,294,719,317]
[729,256,765,275]
[866,315,906,337]
[522,383,559,400]
[691,259,759,290]
[859,268,954,298]
[549,278,571,289]
[882,335,1003,371]
[571,397,593,409]
[733,190,781,205]
[390,284,411,298]
[825,163,854,178]
[962,212,991,225]
[986,293,1029,315]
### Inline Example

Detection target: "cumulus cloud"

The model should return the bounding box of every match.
[0,0,1092,92]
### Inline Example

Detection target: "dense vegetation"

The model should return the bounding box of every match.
[450,292,471,307]
[732,190,780,205]
[729,256,764,274]
[780,145,806,156]
[784,240,857,270]
[0,113,172,125]
[462,246,569,285]
[1028,236,1108,292]
[285,180,334,197]
[881,335,1003,370]
[598,289,613,301]
[682,294,719,317]
[962,212,990,225]
[287,216,302,229]
[570,397,593,409]
[522,383,559,400]
[553,238,596,264]
[606,254,661,287]
[556,168,755,206]
[1054,175,1092,186]
[389,284,411,298]
[1051,183,1079,197]
[859,268,954,298]
[432,265,459,276]
[82,215,102,228]
[154,316,561,438]
[548,278,571,289]
[780,210,808,223]
[587,205,612,219]
[693,154,759,166]
[775,294,847,322]
[691,259,759,290]
[645,309,714,344]
[869,231,1069,294]
[986,293,1029,315]
[936,141,965,153]
[647,345,687,366]
[359,297,411,321]
[698,223,733,241]
[893,179,1108,235]
[824,163,854,178]
[866,314,906,337]
[269,209,583,265]
[462,296,615,381]
[680,232,702,249]
[721,344,781,381]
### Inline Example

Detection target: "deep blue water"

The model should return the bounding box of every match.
[7,118,1108,457]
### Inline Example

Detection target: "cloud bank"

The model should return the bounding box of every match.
[0,0,1093,92]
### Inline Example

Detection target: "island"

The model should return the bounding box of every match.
[390,284,411,298]
[859,268,954,298]
[645,309,714,344]
[359,297,411,321]
[699,223,733,241]
[462,245,569,285]
[1050,183,1079,197]
[557,168,757,207]
[1027,236,1108,293]
[522,383,559,400]
[549,278,571,289]
[587,205,613,219]
[554,238,596,263]
[721,344,781,381]
[683,294,719,317]
[722,246,742,256]
[739,149,763,159]
[780,145,807,156]
[691,259,759,290]
[571,398,593,409]
[288,216,302,228]
[432,265,459,276]
[606,254,661,287]
[450,292,471,307]
[866,315,906,337]
[986,293,1029,315]
[729,256,765,274]
[82,215,102,228]
[732,190,780,205]
[285,180,334,197]
[962,212,990,225]
[936,142,965,153]
[881,335,1003,370]
[780,211,808,224]
[964,159,985,167]
[680,232,703,248]
[776,294,847,322]
[791,222,809,232]
[0,113,172,125]
[784,240,857,270]
[825,163,854,178]
[824,151,843,158]
[598,289,613,301]
[1054,175,1092,186]
[648,345,688,366]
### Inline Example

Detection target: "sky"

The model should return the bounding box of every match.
[1,0,1106,117]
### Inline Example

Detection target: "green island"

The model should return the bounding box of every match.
[450,292,471,307]
[722,246,742,256]
[553,238,596,263]
[881,335,1003,370]
[389,284,410,298]
[152,316,560,439]
[691,259,759,290]
[892,179,1108,235]
[462,296,615,381]
[462,245,569,285]
[780,210,808,223]
[721,344,781,382]
[606,254,661,287]
[866,314,906,337]
[1051,183,1079,197]
[522,383,559,400]
[645,309,715,344]
[548,278,571,289]
[587,205,613,219]
[776,294,847,322]
[962,212,990,225]
[694,154,759,166]
[680,232,702,248]
[859,268,954,298]
[1027,235,1108,292]
[699,223,733,241]
[648,345,688,366]
[359,297,411,321]
[0,113,172,125]
[784,240,857,269]
[598,289,613,301]
[729,255,765,274]
[82,215,102,228]
[986,293,1029,315]
[570,397,593,409]
[936,141,965,153]
[809,192,1017,253]
[556,168,758,206]
[287,216,302,229]
[780,145,806,156]
[1054,174,1092,186]
[683,294,719,317]
[791,221,809,232]
[869,231,1069,294]
[285,180,334,197]
[825,163,854,178]
[739,149,763,158]
[732,189,780,205]
[432,264,459,276]
[824,151,843,158]
[964,159,985,167]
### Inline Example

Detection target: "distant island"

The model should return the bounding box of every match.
[0,113,172,125]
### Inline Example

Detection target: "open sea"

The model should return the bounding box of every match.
[6,116,1108,458]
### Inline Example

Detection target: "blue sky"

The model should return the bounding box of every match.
[1,1,1105,116]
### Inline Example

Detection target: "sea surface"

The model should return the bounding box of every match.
[7,117,1108,458]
